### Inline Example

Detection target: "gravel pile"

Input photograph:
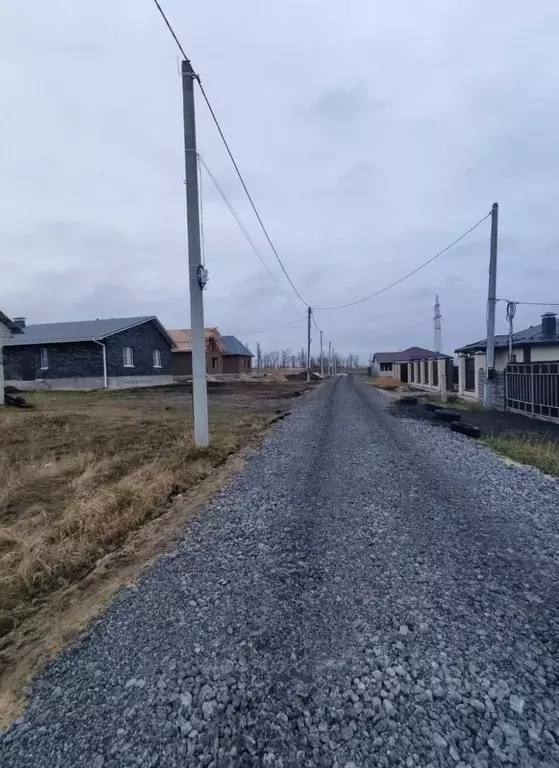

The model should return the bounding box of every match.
[2,376,558,767]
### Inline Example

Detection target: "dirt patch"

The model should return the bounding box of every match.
[370,377,404,391]
[390,397,559,443]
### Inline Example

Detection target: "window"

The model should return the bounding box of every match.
[380,362,393,372]
[39,347,49,369]
[212,357,218,369]
[122,347,134,367]
[152,349,162,368]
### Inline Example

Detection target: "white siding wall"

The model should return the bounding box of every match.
[530,344,559,362]
[495,344,559,368]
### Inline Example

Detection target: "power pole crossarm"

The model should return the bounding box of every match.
[484,202,499,408]
[182,59,209,447]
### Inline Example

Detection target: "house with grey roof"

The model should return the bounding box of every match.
[221,336,253,374]
[372,346,450,379]
[3,316,175,390]
[455,312,559,368]
[0,311,24,404]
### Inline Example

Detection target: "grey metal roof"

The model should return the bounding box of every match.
[0,311,23,334]
[3,316,173,346]
[373,346,450,363]
[221,335,253,357]
[455,323,556,353]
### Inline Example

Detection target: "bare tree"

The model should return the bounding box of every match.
[281,348,291,368]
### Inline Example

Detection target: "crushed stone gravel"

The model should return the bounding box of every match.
[1,376,558,767]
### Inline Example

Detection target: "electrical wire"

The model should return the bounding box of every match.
[198,155,304,318]
[314,212,492,311]
[498,299,559,306]
[244,318,306,337]
[151,0,309,309]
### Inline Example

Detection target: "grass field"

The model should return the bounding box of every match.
[0,382,303,639]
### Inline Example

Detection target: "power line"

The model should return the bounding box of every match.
[152,0,189,60]
[497,299,559,307]
[244,318,306,337]
[198,155,304,317]
[314,212,492,312]
[151,0,309,309]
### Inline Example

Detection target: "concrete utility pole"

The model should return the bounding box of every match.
[328,341,332,376]
[182,59,209,447]
[484,202,499,409]
[320,330,324,377]
[306,307,312,382]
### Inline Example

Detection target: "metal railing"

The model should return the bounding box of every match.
[505,362,559,421]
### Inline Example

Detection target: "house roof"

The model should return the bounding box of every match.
[373,346,450,363]
[3,316,174,346]
[221,335,253,357]
[168,328,225,353]
[455,322,557,353]
[0,311,23,334]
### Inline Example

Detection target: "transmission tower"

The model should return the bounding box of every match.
[434,294,442,354]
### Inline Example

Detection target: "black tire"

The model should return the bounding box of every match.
[450,421,481,438]
[434,409,461,422]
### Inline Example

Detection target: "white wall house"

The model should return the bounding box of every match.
[0,312,24,403]
[456,313,559,371]
[454,313,559,411]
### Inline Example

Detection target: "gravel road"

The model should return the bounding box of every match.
[2,376,558,767]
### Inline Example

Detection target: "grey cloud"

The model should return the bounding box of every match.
[1,0,559,362]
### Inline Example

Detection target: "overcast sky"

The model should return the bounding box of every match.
[1,1,559,360]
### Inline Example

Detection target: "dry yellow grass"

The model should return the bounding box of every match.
[0,387,284,637]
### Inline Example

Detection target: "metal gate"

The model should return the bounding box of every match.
[506,362,559,421]
[465,357,475,391]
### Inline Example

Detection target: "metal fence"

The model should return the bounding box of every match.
[465,357,475,391]
[505,362,559,421]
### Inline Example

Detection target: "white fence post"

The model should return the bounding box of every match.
[474,352,486,402]
[458,354,466,396]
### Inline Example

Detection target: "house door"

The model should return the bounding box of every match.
[21,348,36,381]
[400,363,408,383]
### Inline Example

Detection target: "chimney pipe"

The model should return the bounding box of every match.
[12,317,26,329]
[541,313,557,339]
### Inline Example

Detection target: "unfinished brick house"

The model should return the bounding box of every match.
[221,336,253,374]
[168,328,224,376]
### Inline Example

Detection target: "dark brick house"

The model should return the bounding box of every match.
[168,328,224,376]
[221,336,253,374]
[3,316,175,390]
